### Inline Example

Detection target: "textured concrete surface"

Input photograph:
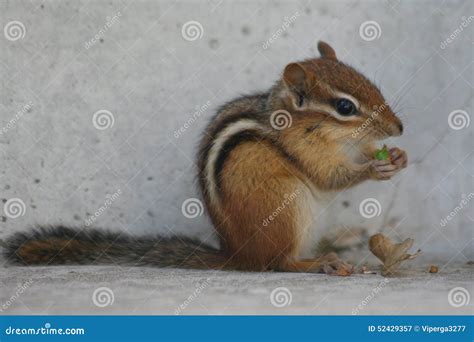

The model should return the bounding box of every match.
[0,264,473,315]
[0,0,472,314]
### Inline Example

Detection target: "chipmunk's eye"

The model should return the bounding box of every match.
[297,94,304,107]
[335,98,357,116]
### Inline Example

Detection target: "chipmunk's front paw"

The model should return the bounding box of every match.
[389,147,407,169]
[318,252,354,276]
[371,159,399,180]
[370,146,407,180]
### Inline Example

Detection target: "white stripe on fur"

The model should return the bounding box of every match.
[205,119,263,206]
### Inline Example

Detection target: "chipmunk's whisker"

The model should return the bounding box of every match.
[391,82,415,113]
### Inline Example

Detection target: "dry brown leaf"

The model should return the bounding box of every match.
[369,233,421,276]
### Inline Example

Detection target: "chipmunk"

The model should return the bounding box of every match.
[4,42,407,275]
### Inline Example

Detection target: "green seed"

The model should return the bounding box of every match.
[375,146,389,160]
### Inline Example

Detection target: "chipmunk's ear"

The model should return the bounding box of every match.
[317,41,337,61]
[283,63,313,107]
[283,63,310,94]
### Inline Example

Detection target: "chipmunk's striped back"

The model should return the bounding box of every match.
[197,93,270,206]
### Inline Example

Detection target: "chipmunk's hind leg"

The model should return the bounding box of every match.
[217,141,305,271]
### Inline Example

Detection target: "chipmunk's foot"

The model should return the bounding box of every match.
[318,252,354,276]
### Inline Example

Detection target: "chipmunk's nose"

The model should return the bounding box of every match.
[390,116,403,136]
[397,122,404,134]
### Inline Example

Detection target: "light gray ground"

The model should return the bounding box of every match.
[1,263,472,315]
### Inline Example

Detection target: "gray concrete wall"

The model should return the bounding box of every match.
[0,0,472,260]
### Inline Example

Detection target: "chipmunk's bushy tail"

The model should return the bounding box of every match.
[3,226,229,269]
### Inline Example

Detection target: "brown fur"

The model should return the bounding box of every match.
[217,140,304,270]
